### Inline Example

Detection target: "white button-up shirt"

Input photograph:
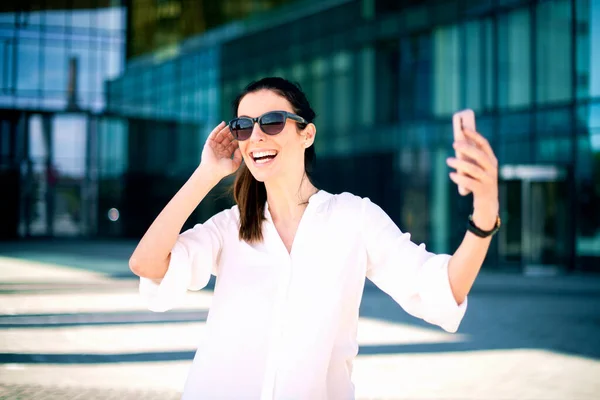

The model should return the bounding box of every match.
[140,190,467,399]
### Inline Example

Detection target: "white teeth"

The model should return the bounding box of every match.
[251,150,277,165]
[252,150,278,158]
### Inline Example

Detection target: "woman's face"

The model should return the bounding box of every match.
[236,90,314,183]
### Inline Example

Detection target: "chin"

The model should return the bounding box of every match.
[251,173,268,183]
[248,169,274,183]
[245,156,280,183]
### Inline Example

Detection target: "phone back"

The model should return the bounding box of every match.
[452,109,476,195]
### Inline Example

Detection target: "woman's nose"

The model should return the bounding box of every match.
[249,122,266,141]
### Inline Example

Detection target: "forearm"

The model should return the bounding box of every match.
[445,124,501,305]
[129,165,221,279]
[447,209,497,305]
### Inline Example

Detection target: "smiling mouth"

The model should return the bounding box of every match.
[251,150,278,164]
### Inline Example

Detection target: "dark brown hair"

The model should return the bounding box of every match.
[231,77,317,243]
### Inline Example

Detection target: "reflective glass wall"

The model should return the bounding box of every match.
[105,43,222,236]
[209,0,600,270]
[0,3,126,238]
[102,0,600,270]
[0,6,125,111]
[3,0,597,271]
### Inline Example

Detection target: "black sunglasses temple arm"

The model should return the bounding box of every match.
[285,112,308,125]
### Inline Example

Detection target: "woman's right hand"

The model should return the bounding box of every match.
[199,121,243,180]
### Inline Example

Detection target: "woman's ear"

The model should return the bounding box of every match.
[303,123,316,147]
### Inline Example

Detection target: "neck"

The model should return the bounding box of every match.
[265,172,318,224]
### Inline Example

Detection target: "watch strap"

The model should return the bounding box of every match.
[467,214,501,238]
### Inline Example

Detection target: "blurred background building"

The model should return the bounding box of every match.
[1,0,599,273]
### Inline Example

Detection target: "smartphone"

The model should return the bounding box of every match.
[452,109,476,196]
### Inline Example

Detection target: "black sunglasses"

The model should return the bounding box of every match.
[228,111,308,141]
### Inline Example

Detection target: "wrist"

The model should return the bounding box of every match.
[471,207,498,231]
[194,164,224,187]
[473,202,500,231]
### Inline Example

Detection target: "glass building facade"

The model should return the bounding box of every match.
[2,0,599,273]
[0,2,126,238]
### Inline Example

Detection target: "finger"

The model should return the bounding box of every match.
[213,125,232,144]
[446,157,489,182]
[221,127,235,146]
[449,172,481,195]
[208,121,226,141]
[211,123,231,144]
[226,141,238,157]
[462,129,498,167]
[453,141,496,175]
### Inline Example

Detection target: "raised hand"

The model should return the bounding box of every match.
[446,128,499,228]
[200,121,243,180]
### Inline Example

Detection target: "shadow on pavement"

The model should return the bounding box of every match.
[0,310,208,328]
[0,351,197,364]
[2,240,600,366]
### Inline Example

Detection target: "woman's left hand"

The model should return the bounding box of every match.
[446,128,499,230]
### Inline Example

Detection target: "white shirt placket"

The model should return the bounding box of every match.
[260,203,315,399]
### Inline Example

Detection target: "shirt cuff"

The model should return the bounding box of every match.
[139,241,192,312]
[417,254,468,333]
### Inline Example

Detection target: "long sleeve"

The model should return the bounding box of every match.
[362,198,467,333]
[139,208,234,312]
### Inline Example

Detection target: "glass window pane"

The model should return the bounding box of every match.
[71,10,92,30]
[0,38,15,91]
[498,9,532,109]
[99,117,128,178]
[332,51,352,135]
[23,11,42,26]
[96,7,126,31]
[311,56,329,129]
[484,18,494,109]
[399,34,432,119]
[0,13,16,26]
[17,42,41,92]
[291,61,307,82]
[415,35,432,117]
[433,25,459,116]
[359,47,375,127]
[536,0,572,104]
[105,45,124,83]
[43,43,68,93]
[576,0,590,99]
[464,20,482,111]
[589,0,600,96]
[52,114,87,178]
[375,40,399,124]
[44,10,67,28]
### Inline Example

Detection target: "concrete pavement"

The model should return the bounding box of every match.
[1,240,599,399]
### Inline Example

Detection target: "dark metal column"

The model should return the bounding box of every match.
[41,113,54,237]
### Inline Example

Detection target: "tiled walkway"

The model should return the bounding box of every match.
[1,240,599,399]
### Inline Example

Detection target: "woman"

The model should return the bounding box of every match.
[129,77,500,399]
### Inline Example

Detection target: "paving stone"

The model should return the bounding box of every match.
[0,384,181,400]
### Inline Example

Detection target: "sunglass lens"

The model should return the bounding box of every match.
[230,118,253,140]
[260,112,285,135]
